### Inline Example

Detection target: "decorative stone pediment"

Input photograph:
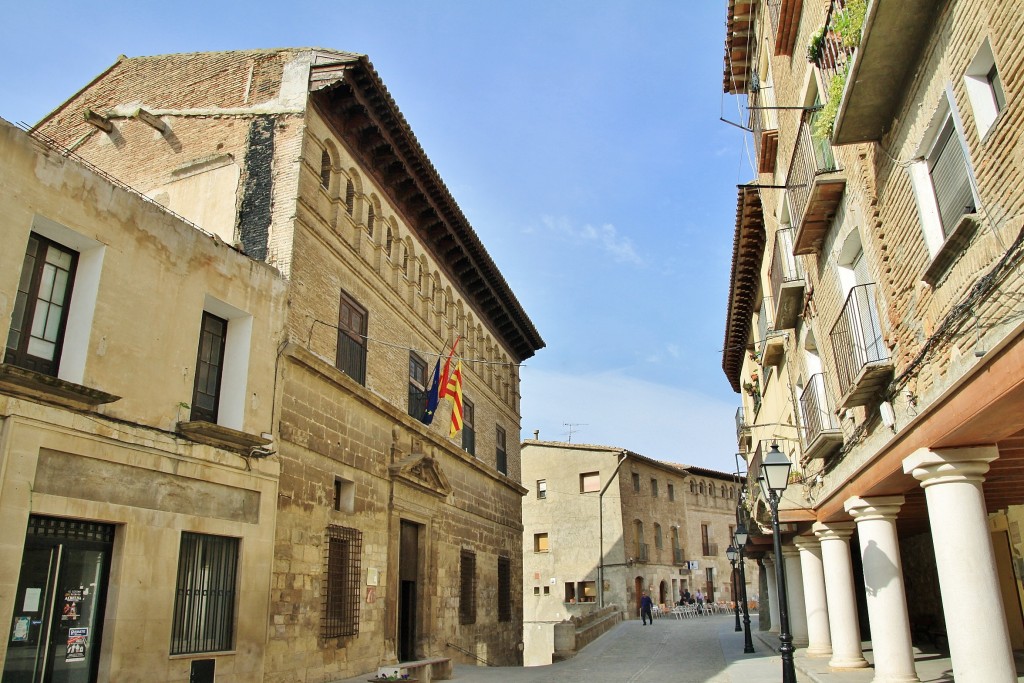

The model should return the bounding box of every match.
[389,452,451,498]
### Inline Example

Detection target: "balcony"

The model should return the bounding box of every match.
[736,406,752,452]
[799,373,843,460]
[755,297,784,367]
[674,548,686,565]
[769,226,806,329]
[702,542,719,557]
[788,111,845,255]
[830,283,894,409]
[833,0,942,144]
[748,78,779,174]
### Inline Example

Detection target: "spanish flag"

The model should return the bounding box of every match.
[446,360,464,437]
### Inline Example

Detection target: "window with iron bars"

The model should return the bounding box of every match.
[323,525,362,638]
[497,556,512,622]
[170,532,239,655]
[460,549,477,624]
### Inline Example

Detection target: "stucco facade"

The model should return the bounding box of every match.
[723,0,1024,679]
[520,441,753,666]
[0,118,287,682]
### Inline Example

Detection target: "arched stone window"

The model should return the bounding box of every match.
[385,227,394,259]
[699,482,705,495]
[345,178,355,215]
[367,205,376,238]
[690,481,696,494]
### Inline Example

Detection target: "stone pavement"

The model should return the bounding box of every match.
[335,615,1024,682]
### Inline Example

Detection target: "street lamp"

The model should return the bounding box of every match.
[726,545,742,632]
[733,520,755,653]
[761,443,796,683]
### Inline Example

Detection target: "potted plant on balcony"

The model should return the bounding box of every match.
[833,0,866,49]
[812,67,849,141]
[806,27,826,63]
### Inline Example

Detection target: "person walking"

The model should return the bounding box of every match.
[640,591,654,625]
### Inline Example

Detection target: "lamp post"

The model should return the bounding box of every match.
[761,443,796,683]
[726,545,742,632]
[733,521,755,653]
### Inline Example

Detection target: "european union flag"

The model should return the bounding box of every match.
[421,358,441,425]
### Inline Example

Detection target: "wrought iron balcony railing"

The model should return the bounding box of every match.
[799,373,841,457]
[830,283,893,407]
[769,226,805,329]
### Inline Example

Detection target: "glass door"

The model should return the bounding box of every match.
[3,516,114,683]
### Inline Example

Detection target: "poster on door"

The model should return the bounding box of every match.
[66,627,88,662]
[62,589,83,622]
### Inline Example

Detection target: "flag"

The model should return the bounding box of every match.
[439,335,461,400]
[420,358,441,425]
[446,360,464,437]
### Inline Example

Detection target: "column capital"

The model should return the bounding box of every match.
[813,521,855,541]
[903,446,998,487]
[793,534,821,552]
[781,545,801,559]
[844,495,905,521]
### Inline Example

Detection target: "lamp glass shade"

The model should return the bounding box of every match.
[757,474,769,499]
[761,443,792,492]
[734,521,749,547]
[726,545,737,562]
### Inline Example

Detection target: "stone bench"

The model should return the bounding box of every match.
[375,657,452,682]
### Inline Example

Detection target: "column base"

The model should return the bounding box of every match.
[805,646,833,658]
[829,656,869,669]
[870,674,920,683]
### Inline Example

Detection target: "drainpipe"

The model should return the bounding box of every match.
[598,450,629,608]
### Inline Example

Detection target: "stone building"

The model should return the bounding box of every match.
[520,441,753,665]
[0,118,287,682]
[723,0,1024,679]
[14,48,544,682]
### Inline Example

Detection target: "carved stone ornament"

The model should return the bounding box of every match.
[389,452,452,498]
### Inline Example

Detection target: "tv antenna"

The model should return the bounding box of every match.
[563,422,588,443]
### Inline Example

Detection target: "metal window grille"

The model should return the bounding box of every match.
[323,525,361,638]
[497,557,511,622]
[460,550,477,624]
[170,532,239,655]
[28,515,115,543]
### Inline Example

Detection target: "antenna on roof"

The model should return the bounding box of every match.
[563,423,588,443]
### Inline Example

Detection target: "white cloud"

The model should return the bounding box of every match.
[538,215,643,265]
[518,367,739,474]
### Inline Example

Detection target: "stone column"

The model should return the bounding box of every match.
[814,522,868,669]
[758,560,771,631]
[794,534,832,657]
[782,546,809,647]
[845,496,919,683]
[763,554,780,634]
[904,446,1015,683]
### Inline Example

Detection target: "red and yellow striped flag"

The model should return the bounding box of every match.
[446,360,464,437]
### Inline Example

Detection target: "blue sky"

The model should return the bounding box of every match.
[0,1,752,472]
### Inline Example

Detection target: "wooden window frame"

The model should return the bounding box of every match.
[337,291,367,385]
[495,425,507,475]
[5,233,78,376]
[191,311,228,423]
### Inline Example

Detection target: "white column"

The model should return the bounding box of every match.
[782,546,809,647]
[794,534,832,657]
[904,446,1015,683]
[763,554,780,633]
[814,522,868,669]
[845,496,919,683]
